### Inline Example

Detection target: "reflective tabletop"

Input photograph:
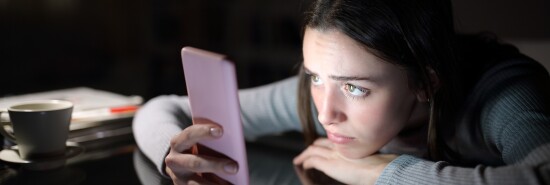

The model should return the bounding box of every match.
[1,132,340,185]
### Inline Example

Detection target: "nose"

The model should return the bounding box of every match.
[316,89,347,125]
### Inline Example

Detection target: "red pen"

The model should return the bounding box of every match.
[72,105,139,119]
[109,105,139,113]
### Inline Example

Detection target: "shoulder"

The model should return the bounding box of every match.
[449,33,550,164]
[470,56,550,164]
[456,33,550,119]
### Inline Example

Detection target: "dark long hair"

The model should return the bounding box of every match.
[297,0,463,160]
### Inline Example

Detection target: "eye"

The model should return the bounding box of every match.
[310,74,323,85]
[344,84,368,96]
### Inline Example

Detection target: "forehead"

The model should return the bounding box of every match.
[302,28,403,80]
[303,28,367,63]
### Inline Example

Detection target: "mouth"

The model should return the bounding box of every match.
[327,131,355,144]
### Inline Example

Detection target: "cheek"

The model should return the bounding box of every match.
[350,95,413,142]
[335,103,403,158]
[310,87,323,109]
[350,102,398,138]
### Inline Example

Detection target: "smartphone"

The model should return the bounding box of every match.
[181,47,249,185]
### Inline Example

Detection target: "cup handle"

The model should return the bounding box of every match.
[0,111,17,143]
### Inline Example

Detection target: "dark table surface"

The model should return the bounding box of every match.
[0,115,146,185]
[0,131,339,185]
[0,146,143,185]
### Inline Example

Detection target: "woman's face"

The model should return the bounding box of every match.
[303,28,420,159]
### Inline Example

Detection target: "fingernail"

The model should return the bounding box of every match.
[210,127,222,137]
[224,163,238,174]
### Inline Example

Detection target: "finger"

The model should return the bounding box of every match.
[165,152,238,175]
[301,155,330,170]
[293,138,332,165]
[302,154,374,185]
[166,155,194,180]
[167,166,192,185]
[169,172,218,185]
[167,166,213,185]
[202,173,233,185]
[186,174,219,185]
[300,156,350,184]
[170,122,223,153]
[312,138,333,148]
[293,144,332,165]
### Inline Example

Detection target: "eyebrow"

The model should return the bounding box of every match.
[303,66,378,83]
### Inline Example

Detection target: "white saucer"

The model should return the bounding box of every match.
[0,142,84,170]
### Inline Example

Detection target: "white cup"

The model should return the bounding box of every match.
[0,100,73,160]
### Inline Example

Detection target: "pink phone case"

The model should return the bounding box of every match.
[181,47,249,185]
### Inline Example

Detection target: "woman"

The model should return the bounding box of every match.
[133,0,550,184]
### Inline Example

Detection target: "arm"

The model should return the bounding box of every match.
[132,95,192,176]
[377,146,550,185]
[376,59,550,185]
[132,76,303,175]
[239,76,303,140]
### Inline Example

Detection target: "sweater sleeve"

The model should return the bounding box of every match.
[132,95,193,176]
[376,60,550,185]
[132,76,303,176]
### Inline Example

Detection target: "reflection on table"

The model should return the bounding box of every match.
[0,115,140,185]
[133,134,306,185]
[1,131,336,185]
[0,147,140,185]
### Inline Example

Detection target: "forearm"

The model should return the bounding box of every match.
[238,76,303,140]
[376,149,550,185]
[132,95,192,176]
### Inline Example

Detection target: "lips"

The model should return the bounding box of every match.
[327,131,355,144]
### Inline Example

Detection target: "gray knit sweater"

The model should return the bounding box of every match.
[133,58,550,184]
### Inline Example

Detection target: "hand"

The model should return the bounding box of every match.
[293,138,398,185]
[164,118,238,185]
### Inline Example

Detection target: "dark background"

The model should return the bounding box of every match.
[1,0,549,101]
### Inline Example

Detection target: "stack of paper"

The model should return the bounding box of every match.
[0,87,143,130]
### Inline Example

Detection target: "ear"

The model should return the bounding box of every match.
[416,67,440,102]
